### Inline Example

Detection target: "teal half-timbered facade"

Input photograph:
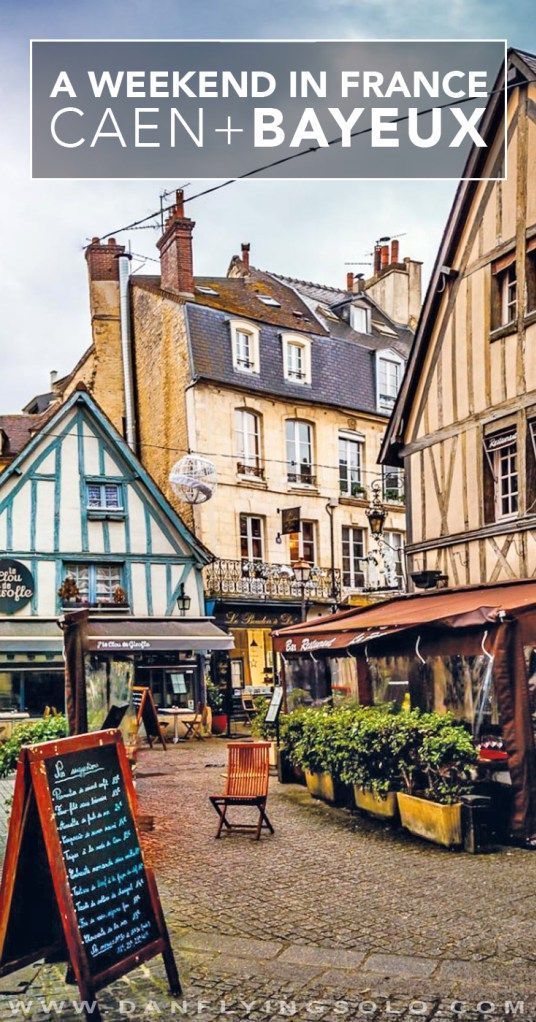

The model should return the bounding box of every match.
[0,386,230,718]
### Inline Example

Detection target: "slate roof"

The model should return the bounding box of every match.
[0,414,42,457]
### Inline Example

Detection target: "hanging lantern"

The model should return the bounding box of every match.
[169,455,217,505]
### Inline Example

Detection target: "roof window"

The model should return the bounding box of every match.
[257,295,281,307]
[196,285,220,296]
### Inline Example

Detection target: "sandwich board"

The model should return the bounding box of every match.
[132,685,167,750]
[0,729,180,1021]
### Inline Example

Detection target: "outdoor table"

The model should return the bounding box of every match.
[157,707,196,744]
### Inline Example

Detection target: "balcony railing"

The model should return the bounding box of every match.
[204,559,340,603]
[237,461,265,479]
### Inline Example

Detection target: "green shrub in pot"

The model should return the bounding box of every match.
[391,710,476,803]
[339,710,401,798]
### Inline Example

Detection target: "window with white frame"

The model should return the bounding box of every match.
[86,481,123,512]
[484,428,519,520]
[377,352,403,413]
[282,334,311,385]
[339,433,364,498]
[350,304,371,334]
[286,420,314,485]
[501,264,518,324]
[341,526,365,589]
[382,465,405,502]
[235,409,263,478]
[289,521,316,564]
[384,531,404,584]
[239,514,264,561]
[62,563,123,605]
[231,321,260,374]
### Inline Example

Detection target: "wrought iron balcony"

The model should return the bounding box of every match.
[204,559,340,603]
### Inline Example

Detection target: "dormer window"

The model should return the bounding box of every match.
[376,350,404,413]
[350,304,371,334]
[282,334,311,385]
[230,320,260,375]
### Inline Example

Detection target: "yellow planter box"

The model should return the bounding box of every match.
[354,787,398,819]
[397,792,462,848]
[305,770,335,802]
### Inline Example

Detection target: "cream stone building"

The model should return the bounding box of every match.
[381,48,536,591]
[16,204,418,690]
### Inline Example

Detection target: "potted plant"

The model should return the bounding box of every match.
[113,585,128,605]
[286,707,350,805]
[394,712,477,848]
[58,575,81,605]
[206,680,227,734]
[340,709,400,819]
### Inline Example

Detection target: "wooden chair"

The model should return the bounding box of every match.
[182,704,204,741]
[209,741,274,840]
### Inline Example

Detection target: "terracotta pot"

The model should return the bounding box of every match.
[397,791,462,848]
[211,713,228,735]
[354,786,398,819]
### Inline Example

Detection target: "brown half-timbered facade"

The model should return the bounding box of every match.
[381,48,536,589]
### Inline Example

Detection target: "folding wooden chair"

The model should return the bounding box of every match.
[182,704,204,741]
[209,741,274,840]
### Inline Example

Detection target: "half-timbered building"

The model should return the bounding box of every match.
[0,385,230,717]
[381,48,536,589]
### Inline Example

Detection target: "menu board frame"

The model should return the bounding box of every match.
[132,686,167,750]
[0,729,180,1021]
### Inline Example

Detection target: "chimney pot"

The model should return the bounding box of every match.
[157,192,196,295]
[50,369,58,388]
[373,244,381,274]
[241,243,250,272]
[346,271,354,292]
[85,236,125,281]
[380,244,389,269]
[390,239,400,263]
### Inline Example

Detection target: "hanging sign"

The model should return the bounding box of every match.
[485,429,516,451]
[0,559,34,614]
[0,730,180,1021]
[132,686,167,750]
[281,507,301,535]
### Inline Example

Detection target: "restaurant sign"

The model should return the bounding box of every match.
[0,559,34,614]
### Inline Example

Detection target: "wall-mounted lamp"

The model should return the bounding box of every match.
[176,582,191,616]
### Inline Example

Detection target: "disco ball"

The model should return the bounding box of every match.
[169,455,217,505]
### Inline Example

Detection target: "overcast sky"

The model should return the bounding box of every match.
[0,1,535,411]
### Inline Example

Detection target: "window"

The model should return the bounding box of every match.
[282,334,311,385]
[491,254,517,330]
[384,531,404,586]
[350,304,371,334]
[257,294,281,307]
[230,320,260,374]
[239,514,264,561]
[235,409,263,478]
[342,526,365,589]
[289,521,316,564]
[86,481,123,512]
[62,563,124,605]
[377,353,402,413]
[526,241,536,314]
[383,465,405,502]
[339,433,364,498]
[483,428,518,522]
[286,420,314,485]
[196,285,219,296]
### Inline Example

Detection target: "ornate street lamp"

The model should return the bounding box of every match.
[366,480,387,537]
[176,582,191,616]
[292,559,312,622]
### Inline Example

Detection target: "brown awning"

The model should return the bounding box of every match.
[273,579,536,654]
[83,617,234,653]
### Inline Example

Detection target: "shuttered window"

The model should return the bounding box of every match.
[483,428,518,522]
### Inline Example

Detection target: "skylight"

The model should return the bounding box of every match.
[196,285,220,296]
[257,295,281,307]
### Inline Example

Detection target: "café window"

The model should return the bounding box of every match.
[239,514,264,562]
[342,526,365,589]
[62,563,124,605]
[86,481,123,512]
[231,320,260,374]
[339,433,364,498]
[483,427,518,523]
[491,253,517,330]
[289,521,316,564]
[286,419,314,485]
[235,409,263,478]
[282,334,311,385]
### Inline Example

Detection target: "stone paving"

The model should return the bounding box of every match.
[0,740,535,1020]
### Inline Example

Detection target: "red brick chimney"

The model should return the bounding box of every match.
[241,243,250,272]
[390,239,400,264]
[380,244,389,270]
[85,237,125,280]
[157,189,196,296]
[346,271,354,292]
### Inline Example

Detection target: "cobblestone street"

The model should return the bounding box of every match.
[1,740,536,1021]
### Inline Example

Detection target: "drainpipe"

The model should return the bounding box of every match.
[117,252,137,452]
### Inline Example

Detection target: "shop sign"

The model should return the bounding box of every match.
[281,506,301,535]
[0,560,34,614]
[222,608,301,628]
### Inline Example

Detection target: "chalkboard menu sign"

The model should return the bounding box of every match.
[132,686,167,750]
[0,730,180,1021]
